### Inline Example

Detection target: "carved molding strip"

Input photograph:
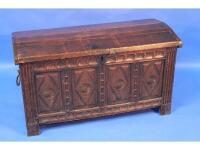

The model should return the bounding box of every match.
[99,69,106,105]
[33,56,99,72]
[63,71,71,112]
[32,50,165,73]
[131,63,141,100]
[105,49,165,64]
[38,98,162,124]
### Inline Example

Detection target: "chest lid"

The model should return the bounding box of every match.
[13,19,182,64]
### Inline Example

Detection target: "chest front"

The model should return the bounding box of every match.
[13,19,182,136]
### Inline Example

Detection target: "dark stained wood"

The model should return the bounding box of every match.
[13,19,182,136]
[13,19,182,64]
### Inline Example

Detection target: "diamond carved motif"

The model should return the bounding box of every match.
[35,72,63,114]
[141,61,163,98]
[107,64,130,104]
[73,68,97,109]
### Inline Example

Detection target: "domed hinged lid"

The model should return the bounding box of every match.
[12,19,182,64]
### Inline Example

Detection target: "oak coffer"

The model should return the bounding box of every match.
[12,19,182,136]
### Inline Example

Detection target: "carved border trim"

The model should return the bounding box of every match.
[63,71,71,112]
[31,49,165,72]
[99,68,106,105]
[32,56,99,72]
[106,49,166,64]
[131,63,141,100]
[38,98,162,124]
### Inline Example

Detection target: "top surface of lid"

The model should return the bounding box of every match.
[12,19,182,64]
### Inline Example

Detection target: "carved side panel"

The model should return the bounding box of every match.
[20,64,40,136]
[35,72,63,114]
[72,68,97,109]
[140,60,164,99]
[160,48,177,115]
[106,64,130,104]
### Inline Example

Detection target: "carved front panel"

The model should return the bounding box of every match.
[35,72,63,114]
[140,60,164,99]
[106,64,130,104]
[72,68,97,109]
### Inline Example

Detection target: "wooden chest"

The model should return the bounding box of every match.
[12,19,182,136]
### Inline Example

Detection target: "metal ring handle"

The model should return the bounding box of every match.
[16,70,21,86]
